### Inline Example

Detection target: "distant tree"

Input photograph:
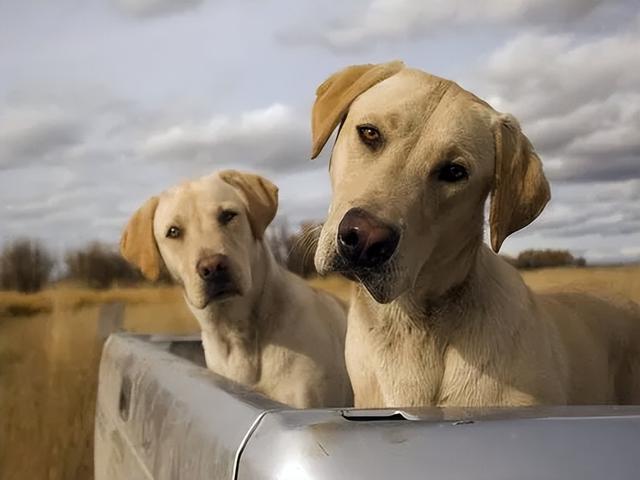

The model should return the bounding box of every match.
[515,249,584,269]
[266,221,295,267]
[266,221,321,278]
[499,254,518,267]
[0,238,55,292]
[65,242,143,289]
[286,222,321,278]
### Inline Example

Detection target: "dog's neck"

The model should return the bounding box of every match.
[380,224,522,332]
[189,241,284,385]
[412,227,483,304]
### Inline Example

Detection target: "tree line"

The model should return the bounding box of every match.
[1,226,586,293]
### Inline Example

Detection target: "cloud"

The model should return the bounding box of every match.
[138,103,312,173]
[1,0,638,264]
[482,28,640,120]
[275,167,332,224]
[2,69,637,263]
[110,0,204,17]
[278,0,623,50]
[496,179,640,263]
[0,87,162,172]
[0,85,321,251]
[0,106,86,170]
[474,20,640,184]
[530,180,640,238]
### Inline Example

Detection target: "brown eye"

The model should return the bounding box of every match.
[218,209,238,225]
[356,124,383,149]
[438,162,469,182]
[166,226,181,239]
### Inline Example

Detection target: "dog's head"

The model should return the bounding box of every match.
[311,62,550,303]
[120,170,278,309]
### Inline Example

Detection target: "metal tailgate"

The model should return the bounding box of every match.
[94,334,282,480]
[95,334,640,480]
[240,406,640,479]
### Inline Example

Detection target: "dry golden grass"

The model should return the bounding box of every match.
[308,274,355,303]
[0,266,638,479]
[312,265,640,304]
[521,265,640,303]
[0,289,196,480]
[0,285,185,318]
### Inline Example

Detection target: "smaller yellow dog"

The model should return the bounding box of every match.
[121,170,352,408]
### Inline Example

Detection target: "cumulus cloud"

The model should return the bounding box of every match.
[110,0,204,17]
[529,180,640,236]
[0,87,320,251]
[495,179,640,262]
[463,10,639,259]
[2,0,638,263]
[475,20,640,184]
[138,103,312,173]
[278,0,624,50]
[0,87,164,172]
[0,106,85,170]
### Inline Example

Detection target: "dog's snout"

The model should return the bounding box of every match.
[337,208,399,269]
[197,254,230,282]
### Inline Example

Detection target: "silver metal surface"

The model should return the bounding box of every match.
[94,334,282,480]
[241,406,640,479]
[95,334,640,480]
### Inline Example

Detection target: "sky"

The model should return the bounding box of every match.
[1,0,639,263]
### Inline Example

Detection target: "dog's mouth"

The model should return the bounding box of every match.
[353,272,397,304]
[330,257,399,304]
[184,279,242,311]
[204,283,241,304]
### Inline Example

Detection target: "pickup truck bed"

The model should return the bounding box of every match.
[95,333,640,479]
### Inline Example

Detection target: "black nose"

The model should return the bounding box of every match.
[337,208,399,269]
[197,254,230,282]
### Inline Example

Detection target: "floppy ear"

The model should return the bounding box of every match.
[489,114,551,253]
[311,60,405,159]
[219,170,278,240]
[120,196,162,281]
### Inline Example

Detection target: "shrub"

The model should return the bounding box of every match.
[575,257,587,268]
[266,221,295,268]
[499,254,518,267]
[515,249,586,269]
[0,238,55,292]
[286,222,321,278]
[266,221,321,278]
[65,242,143,289]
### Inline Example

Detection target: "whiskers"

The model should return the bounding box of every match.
[288,224,323,275]
[357,260,405,304]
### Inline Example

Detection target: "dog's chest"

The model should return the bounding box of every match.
[201,330,261,385]
[436,345,505,406]
[347,313,446,407]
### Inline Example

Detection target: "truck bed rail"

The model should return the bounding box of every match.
[95,333,640,479]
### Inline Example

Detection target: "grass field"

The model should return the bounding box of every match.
[1,267,639,479]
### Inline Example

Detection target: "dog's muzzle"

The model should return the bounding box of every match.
[337,207,399,270]
[196,254,240,302]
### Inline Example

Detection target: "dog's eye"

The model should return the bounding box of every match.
[166,226,181,239]
[438,163,469,182]
[356,124,383,149]
[218,209,238,225]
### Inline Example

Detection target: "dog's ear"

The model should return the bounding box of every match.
[120,196,162,281]
[489,114,550,252]
[311,60,405,159]
[219,170,278,239]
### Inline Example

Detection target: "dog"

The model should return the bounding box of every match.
[310,61,640,408]
[120,170,352,408]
